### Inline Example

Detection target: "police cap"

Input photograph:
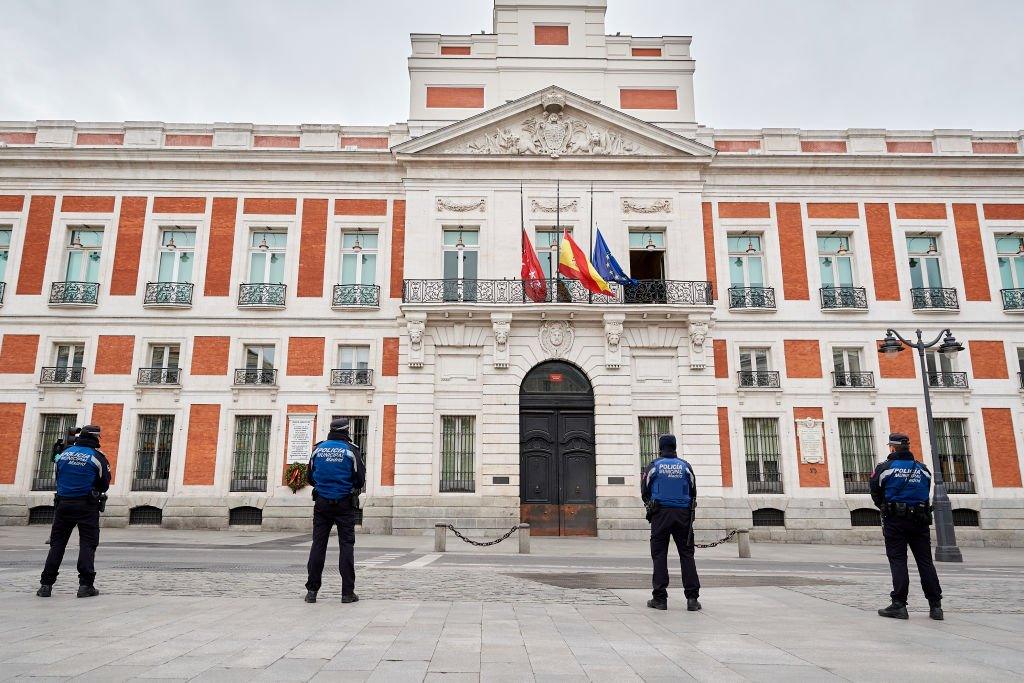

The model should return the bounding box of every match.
[888,432,910,447]
[330,417,350,432]
[81,424,101,436]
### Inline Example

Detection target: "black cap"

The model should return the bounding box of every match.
[888,432,910,447]
[81,425,101,436]
[658,434,677,455]
[330,417,350,432]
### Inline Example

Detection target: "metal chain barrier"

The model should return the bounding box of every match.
[694,528,740,549]
[446,523,521,547]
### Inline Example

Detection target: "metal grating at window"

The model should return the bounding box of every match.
[129,506,163,526]
[132,415,174,492]
[933,418,976,494]
[28,506,55,525]
[952,509,980,527]
[638,416,672,471]
[230,416,272,492]
[850,508,881,527]
[752,508,785,527]
[229,506,263,526]
[743,418,783,494]
[440,415,475,493]
[332,415,369,524]
[32,413,77,491]
[839,418,876,494]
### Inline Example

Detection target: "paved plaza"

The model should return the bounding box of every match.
[1,527,1023,681]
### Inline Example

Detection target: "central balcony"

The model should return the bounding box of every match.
[927,372,969,389]
[238,283,286,308]
[832,371,876,389]
[728,286,776,310]
[333,284,380,308]
[40,366,84,384]
[820,286,868,310]
[234,368,278,385]
[330,368,374,387]
[49,281,99,306]
[402,279,713,306]
[1002,288,1024,312]
[911,287,959,311]
[137,367,181,385]
[738,370,781,389]
[144,282,194,308]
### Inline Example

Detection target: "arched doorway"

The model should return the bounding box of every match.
[519,360,597,536]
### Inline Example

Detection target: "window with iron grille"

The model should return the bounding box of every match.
[952,508,979,527]
[229,506,263,526]
[28,506,55,525]
[440,415,475,493]
[933,418,975,494]
[129,506,163,526]
[638,416,672,471]
[839,418,876,494]
[752,508,785,527]
[32,413,77,491]
[132,415,174,492]
[230,416,272,492]
[743,418,783,494]
[850,508,881,527]
[331,415,368,453]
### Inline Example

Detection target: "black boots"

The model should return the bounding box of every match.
[76,585,99,598]
[929,603,944,621]
[304,590,317,603]
[878,601,909,619]
[687,598,702,612]
[646,598,667,610]
[341,594,359,604]
[36,585,51,598]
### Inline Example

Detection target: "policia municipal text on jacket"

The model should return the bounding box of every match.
[869,432,944,621]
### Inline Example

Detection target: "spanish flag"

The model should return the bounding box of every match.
[558,229,613,296]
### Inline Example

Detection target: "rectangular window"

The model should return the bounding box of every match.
[1017,347,1024,376]
[440,415,475,493]
[230,415,272,492]
[629,229,666,281]
[818,234,855,288]
[727,234,765,287]
[738,347,771,372]
[638,416,672,471]
[32,413,77,491]
[933,418,975,494]
[996,234,1024,290]
[132,415,174,492]
[150,344,180,370]
[839,418,875,493]
[248,230,286,284]
[338,345,370,370]
[244,345,275,370]
[832,347,863,374]
[535,229,563,280]
[157,228,196,283]
[65,227,103,283]
[0,226,11,283]
[907,236,943,288]
[55,343,85,369]
[743,417,782,494]
[340,230,378,286]
[442,228,480,301]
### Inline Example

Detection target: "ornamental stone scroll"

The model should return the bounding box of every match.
[405,313,427,368]
[688,318,710,370]
[603,313,625,369]
[491,313,512,369]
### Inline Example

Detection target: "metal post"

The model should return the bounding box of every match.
[434,523,447,553]
[518,523,531,554]
[737,528,751,558]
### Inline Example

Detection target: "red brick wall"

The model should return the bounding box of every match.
[0,195,25,211]
[864,203,901,301]
[334,199,388,215]
[0,335,40,374]
[877,340,916,378]
[191,336,230,375]
[894,203,946,220]
[298,198,327,297]
[776,203,809,300]
[984,204,1024,220]
[714,140,760,152]
[701,202,717,294]
[94,335,135,375]
[153,196,207,214]
[793,407,830,487]
[619,89,678,110]
[204,198,236,296]
[887,141,933,153]
[887,407,922,461]
[109,196,148,296]
[969,340,1008,379]
[982,408,1022,487]
[253,135,300,148]
[340,137,389,149]
[713,339,728,379]
[534,25,569,45]
[0,132,35,145]
[243,198,296,215]
[390,200,406,298]
[631,47,662,57]
[800,140,847,153]
[784,340,822,378]
[184,404,220,485]
[426,87,484,108]
[16,195,55,295]
[973,141,1018,154]
[382,338,399,377]
[717,407,732,488]
[952,203,990,301]
[381,404,397,486]
[166,134,213,147]
[0,403,26,484]
[717,202,770,219]
[286,337,325,376]
[91,403,124,483]
[441,45,471,55]
[61,195,115,213]
[807,203,859,219]
[76,133,124,146]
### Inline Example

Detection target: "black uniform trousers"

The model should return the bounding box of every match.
[41,498,100,587]
[883,516,942,605]
[305,498,357,595]
[650,507,700,600]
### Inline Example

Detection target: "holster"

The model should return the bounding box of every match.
[644,500,661,523]
[349,490,362,511]
[90,491,107,513]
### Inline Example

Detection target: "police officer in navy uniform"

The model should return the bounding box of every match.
[37,424,110,598]
[304,417,365,604]
[870,432,943,621]
[641,434,701,611]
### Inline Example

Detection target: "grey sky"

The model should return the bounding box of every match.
[1,0,1022,131]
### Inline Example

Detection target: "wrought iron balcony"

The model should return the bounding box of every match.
[137,367,181,385]
[333,284,380,308]
[234,368,278,385]
[331,368,374,386]
[728,286,776,310]
[832,371,875,389]
[0,281,5,304]
[238,283,286,307]
[49,281,99,306]
[40,366,84,384]
[144,282,193,307]
[738,370,781,389]
[1001,288,1024,311]
[747,479,784,494]
[402,279,713,306]
[820,286,868,310]
[927,372,969,389]
[910,287,959,311]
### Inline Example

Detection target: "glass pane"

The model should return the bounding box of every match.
[167,346,180,369]
[521,362,591,394]
[443,251,459,280]
[909,258,924,288]
[443,230,478,247]
[629,231,665,249]
[66,251,82,280]
[462,251,478,280]
[177,252,193,282]
[837,257,854,286]
[819,258,834,287]
[268,254,285,283]
[847,351,861,373]
[1015,258,1024,289]
[84,252,101,283]
[832,349,845,373]
[56,346,70,367]
[0,250,6,282]
[729,256,745,286]
[341,253,357,284]
[995,237,1019,254]
[356,347,369,368]
[361,254,376,285]
[925,352,937,374]
[157,252,175,282]
[249,252,266,282]
[925,257,942,287]
[747,257,764,286]
[754,350,769,371]
[739,351,752,372]
[245,347,260,369]
[262,347,275,369]
[0,229,10,248]
[72,346,84,368]
[150,346,164,367]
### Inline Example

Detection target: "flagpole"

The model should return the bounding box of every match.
[520,182,526,303]
[555,179,561,302]
[589,182,595,303]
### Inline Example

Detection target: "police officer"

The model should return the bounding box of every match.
[304,417,365,604]
[870,433,943,621]
[641,434,701,611]
[37,424,110,598]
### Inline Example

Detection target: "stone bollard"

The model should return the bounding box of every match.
[518,523,531,554]
[434,523,447,552]
[737,528,751,558]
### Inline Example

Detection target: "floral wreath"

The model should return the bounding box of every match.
[285,463,307,493]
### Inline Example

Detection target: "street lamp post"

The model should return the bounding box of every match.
[878,328,964,563]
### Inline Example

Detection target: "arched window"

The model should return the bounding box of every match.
[521,361,592,396]
[229,506,263,526]
[850,508,881,527]
[129,506,163,526]
[752,508,785,527]
[952,509,979,527]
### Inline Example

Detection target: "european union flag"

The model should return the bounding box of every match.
[592,228,635,285]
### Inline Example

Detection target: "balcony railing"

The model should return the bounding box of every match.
[910,287,959,311]
[738,371,781,389]
[747,479,784,494]
[49,281,99,305]
[927,372,969,389]
[234,368,278,385]
[0,281,5,304]
[402,279,713,306]
[832,371,876,389]
[820,286,868,310]
[331,368,374,386]
[728,286,776,310]
[137,367,181,385]
[333,284,380,308]
[40,366,84,384]
[238,283,286,307]
[144,282,194,307]
[1001,288,1024,311]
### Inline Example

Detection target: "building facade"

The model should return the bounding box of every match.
[1,0,1023,544]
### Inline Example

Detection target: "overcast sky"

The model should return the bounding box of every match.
[1,0,1022,131]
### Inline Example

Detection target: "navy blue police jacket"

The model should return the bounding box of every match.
[306,436,365,501]
[641,454,696,509]
[55,438,111,498]
[869,450,931,508]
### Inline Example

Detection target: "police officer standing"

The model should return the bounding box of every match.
[641,434,701,611]
[870,433,943,621]
[36,424,110,598]
[304,418,365,604]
